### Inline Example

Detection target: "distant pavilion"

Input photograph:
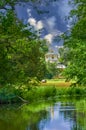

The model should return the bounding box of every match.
[45,50,59,63]
[45,49,66,69]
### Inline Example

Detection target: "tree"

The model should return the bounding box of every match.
[63,0,86,85]
[58,47,70,66]
[45,62,60,79]
[0,1,48,86]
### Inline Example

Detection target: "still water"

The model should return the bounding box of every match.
[0,98,86,130]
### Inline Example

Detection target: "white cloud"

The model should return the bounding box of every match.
[66,24,71,29]
[27,9,32,17]
[36,20,43,30]
[43,16,62,43]
[52,30,62,36]
[47,16,56,29]
[28,17,43,30]
[44,34,53,43]
[28,17,36,26]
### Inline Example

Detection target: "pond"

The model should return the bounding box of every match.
[0,98,86,130]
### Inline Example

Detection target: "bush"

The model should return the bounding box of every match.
[21,86,57,102]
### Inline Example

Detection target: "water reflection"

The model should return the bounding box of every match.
[0,99,86,130]
[39,102,75,130]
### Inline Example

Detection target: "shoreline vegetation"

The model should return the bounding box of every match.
[0,79,86,104]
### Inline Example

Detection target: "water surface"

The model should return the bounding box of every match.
[0,98,86,130]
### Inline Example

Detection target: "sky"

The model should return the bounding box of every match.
[39,102,75,130]
[15,0,73,50]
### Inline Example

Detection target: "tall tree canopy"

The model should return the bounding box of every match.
[0,0,48,86]
[63,0,86,85]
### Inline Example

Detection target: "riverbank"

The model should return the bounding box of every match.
[0,82,86,104]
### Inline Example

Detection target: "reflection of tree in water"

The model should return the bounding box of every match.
[27,111,47,130]
[0,105,47,130]
[0,100,86,130]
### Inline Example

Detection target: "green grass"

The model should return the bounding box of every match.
[41,78,71,87]
[21,86,86,102]
[47,78,65,83]
[0,81,86,104]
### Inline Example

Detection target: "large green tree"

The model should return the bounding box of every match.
[63,0,86,85]
[0,0,48,86]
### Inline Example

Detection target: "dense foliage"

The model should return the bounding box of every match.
[63,0,86,85]
[0,0,48,86]
[45,62,62,79]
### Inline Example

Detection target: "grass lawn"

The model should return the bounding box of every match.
[40,78,72,87]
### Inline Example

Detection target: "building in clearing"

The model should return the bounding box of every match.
[56,63,66,69]
[45,49,66,69]
[45,50,59,63]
